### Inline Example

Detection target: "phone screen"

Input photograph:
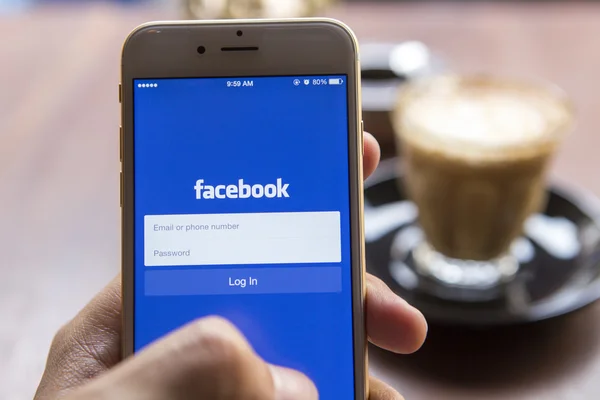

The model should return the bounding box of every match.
[133,75,355,398]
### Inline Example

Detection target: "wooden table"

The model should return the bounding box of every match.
[1,2,600,399]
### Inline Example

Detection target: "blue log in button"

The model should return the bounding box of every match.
[144,266,342,296]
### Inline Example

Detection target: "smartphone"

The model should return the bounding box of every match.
[120,19,366,399]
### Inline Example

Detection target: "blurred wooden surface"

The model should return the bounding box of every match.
[1,2,600,399]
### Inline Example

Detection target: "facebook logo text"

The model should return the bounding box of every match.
[194,179,290,200]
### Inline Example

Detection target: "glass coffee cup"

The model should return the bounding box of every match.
[392,75,573,289]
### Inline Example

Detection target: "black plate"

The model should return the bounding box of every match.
[365,158,600,326]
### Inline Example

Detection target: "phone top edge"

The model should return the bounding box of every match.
[121,17,360,67]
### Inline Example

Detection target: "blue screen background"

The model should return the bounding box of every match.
[133,76,354,399]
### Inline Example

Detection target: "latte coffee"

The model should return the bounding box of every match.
[394,76,572,261]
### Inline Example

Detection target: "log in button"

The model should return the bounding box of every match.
[144,266,342,296]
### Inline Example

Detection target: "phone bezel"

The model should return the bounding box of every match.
[120,18,366,399]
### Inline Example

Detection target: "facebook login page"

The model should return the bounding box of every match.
[134,75,354,398]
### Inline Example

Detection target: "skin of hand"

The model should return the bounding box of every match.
[34,132,427,400]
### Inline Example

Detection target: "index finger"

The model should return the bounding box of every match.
[363,131,381,179]
[366,274,428,354]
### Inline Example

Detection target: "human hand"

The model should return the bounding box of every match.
[35,132,428,400]
[60,316,319,400]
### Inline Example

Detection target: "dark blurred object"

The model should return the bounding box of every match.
[364,158,600,326]
[361,42,445,158]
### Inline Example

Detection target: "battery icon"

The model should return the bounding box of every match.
[328,78,343,85]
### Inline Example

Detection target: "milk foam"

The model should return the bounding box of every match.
[400,79,570,158]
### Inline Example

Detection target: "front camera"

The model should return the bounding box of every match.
[197,46,206,54]
[236,30,243,37]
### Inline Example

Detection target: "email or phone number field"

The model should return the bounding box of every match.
[144,211,342,267]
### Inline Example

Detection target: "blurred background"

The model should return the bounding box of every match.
[2,0,600,399]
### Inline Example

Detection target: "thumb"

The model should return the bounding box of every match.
[65,316,318,400]
[270,365,319,400]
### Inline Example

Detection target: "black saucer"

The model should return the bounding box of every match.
[365,158,600,326]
